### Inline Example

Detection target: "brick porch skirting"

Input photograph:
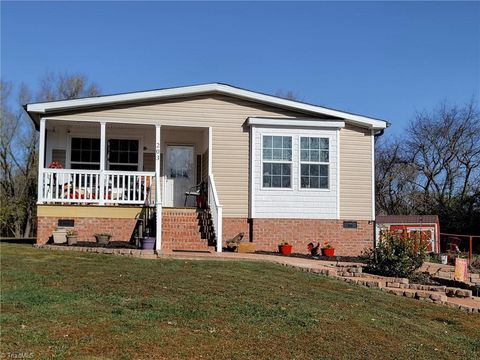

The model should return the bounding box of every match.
[223,218,373,256]
[38,210,373,255]
[37,216,137,244]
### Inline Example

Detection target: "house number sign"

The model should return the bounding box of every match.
[156,142,160,160]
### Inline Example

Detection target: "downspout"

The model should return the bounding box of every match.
[373,128,385,139]
[372,128,386,248]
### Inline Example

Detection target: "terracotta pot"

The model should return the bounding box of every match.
[279,244,293,256]
[322,248,335,257]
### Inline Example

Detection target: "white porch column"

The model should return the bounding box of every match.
[99,122,106,205]
[37,118,46,204]
[155,124,162,252]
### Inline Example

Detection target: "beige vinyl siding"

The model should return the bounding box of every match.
[339,124,373,220]
[46,95,375,219]
[46,95,309,218]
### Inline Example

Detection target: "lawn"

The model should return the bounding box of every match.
[1,243,479,360]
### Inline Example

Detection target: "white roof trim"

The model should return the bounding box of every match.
[247,117,345,128]
[26,83,388,129]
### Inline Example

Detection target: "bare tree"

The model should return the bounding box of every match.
[0,73,100,238]
[375,137,417,215]
[37,72,99,102]
[275,90,302,101]
[0,81,37,237]
[406,100,480,233]
[376,99,480,234]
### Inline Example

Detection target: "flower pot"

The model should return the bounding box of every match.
[95,235,111,245]
[322,248,335,257]
[441,255,448,265]
[52,230,67,244]
[67,236,78,246]
[141,237,155,250]
[279,244,293,256]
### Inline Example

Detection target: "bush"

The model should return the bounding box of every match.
[362,231,428,278]
[426,252,442,264]
[469,256,480,274]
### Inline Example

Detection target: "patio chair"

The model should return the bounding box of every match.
[184,181,207,208]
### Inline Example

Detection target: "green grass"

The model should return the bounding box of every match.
[1,243,479,360]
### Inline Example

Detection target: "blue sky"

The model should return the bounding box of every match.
[2,1,479,135]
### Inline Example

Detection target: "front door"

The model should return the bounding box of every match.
[165,145,195,207]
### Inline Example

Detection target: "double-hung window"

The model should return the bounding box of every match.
[108,139,139,171]
[300,137,329,189]
[262,135,292,188]
[70,138,100,170]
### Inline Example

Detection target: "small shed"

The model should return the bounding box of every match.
[376,215,441,253]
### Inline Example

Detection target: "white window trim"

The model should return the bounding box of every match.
[298,136,332,192]
[249,126,256,218]
[260,134,294,191]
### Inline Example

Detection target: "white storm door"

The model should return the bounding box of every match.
[165,145,195,207]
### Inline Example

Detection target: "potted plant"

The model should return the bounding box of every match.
[52,227,67,244]
[141,229,155,250]
[94,232,111,245]
[66,229,78,245]
[278,242,293,256]
[321,241,335,257]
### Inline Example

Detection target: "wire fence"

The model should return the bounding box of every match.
[440,233,480,260]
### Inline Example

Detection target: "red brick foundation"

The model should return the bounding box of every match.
[253,218,373,256]
[38,210,373,256]
[223,218,251,243]
[223,218,373,256]
[37,216,137,244]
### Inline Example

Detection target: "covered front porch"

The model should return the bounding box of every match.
[37,118,223,252]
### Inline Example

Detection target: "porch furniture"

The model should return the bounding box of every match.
[184,181,207,208]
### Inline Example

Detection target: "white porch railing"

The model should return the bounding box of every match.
[40,168,156,205]
[208,174,223,253]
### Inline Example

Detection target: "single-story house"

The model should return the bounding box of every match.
[25,83,388,255]
[376,215,441,253]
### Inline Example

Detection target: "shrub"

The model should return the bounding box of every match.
[426,252,442,264]
[362,231,428,278]
[469,256,480,274]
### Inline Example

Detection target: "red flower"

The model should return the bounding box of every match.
[48,161,63,169]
